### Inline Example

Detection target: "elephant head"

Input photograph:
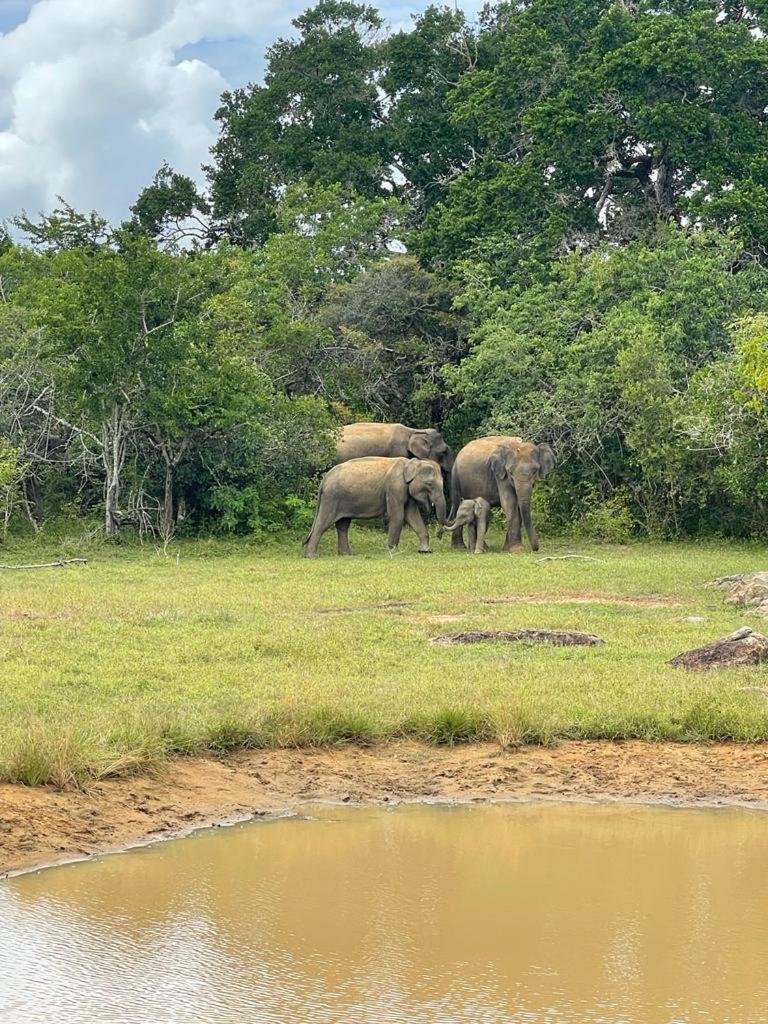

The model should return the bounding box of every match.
[490,440,555,551]
[408,429,454,472]
[440,498,480,534]
[403,458,448,525]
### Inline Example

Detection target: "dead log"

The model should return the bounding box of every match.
[0,558,88,570]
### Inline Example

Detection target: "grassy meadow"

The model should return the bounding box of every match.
[1,526,768,787]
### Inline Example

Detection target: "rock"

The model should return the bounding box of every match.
[668,626,768,670]
[430,629,604,648]
[708,572,768,616]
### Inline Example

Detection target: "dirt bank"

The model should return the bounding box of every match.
[3,740,768,877]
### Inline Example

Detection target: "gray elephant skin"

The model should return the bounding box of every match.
[450,436,555,552]
[441,497,491,554]
[335,422,454,472]
[304,457,447,557]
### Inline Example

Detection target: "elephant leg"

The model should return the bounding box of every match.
[500,486,522,552]
[451,525,467,550]
[305,504,336,558]
[386,505,405,550]
[507,500,525,552]
[467,522,477,552]
[336,518,353,555]
[474,512,489,554]
[405,499,432,553]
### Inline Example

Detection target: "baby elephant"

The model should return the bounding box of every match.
[441,497,491,553]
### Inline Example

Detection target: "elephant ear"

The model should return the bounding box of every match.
[407,433,431,459]
[402,458,422,484]
[537,443,555,478]
[489,445,511,481]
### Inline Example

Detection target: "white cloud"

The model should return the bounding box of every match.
[0,0,488,227]
[0,0,291,224]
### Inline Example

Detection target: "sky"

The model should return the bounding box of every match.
[0,0,484,228]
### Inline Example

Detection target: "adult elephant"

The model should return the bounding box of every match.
[449,436,555,552]
[304,457,447,557]
[335,422,454,472]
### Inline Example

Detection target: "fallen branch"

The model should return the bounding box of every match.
[536,554,606,563]
[0,558,88,570]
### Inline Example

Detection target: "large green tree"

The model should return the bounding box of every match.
[381,5,484,220]
[422,0,768,271]
[207,0,390,246]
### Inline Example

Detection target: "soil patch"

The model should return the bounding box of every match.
[430,629,605,647]
[669,626,768,670]
[479,593,680,609]
[3,741,768,877]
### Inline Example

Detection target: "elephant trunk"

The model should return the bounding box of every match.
[519,497,539,552]
[433,493,447,526]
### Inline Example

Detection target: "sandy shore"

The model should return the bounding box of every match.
[3,740,768,877]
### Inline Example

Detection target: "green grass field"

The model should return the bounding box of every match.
[1,526,768,787]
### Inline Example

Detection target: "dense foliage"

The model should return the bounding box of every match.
[4,0,768,541]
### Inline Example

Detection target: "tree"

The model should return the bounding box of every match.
[238,182,404,404]
[423,0,768,271]
[129,163,210,248]
[0,440,27,540]
[0,257,77,529]
[12,199,111,253]
[450,226,768,535]
[321,254,466,421]
[2,222,342,540]
[207,0,390,246]
[382,5,484,219]
[12,236,244,537]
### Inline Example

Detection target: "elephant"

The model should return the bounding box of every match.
[335,422,454,473]
[440,497,491,554]
[449,436,555,552]
[304,457,447,557]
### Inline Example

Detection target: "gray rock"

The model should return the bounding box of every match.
[669,626,768,670]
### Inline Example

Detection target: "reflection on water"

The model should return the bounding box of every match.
[1,803,768,1023]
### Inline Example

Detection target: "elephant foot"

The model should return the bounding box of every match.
[472,549,484,555]
[510,545,526,554]
[418,547,433,554]
[338,550,354,556]
[305,551,319,559]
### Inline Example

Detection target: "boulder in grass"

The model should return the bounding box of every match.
[708,573,768,616]
[668,626,768,670]
[430,629,604,648]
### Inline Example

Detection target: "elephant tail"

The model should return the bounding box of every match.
[303,481,325,547]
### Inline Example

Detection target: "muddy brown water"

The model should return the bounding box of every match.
[1,803,767,1023]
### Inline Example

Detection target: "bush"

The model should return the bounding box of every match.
[573,490,635,544]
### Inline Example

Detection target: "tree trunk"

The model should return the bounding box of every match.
[653,155,678,221]
[102,404,127,539]
[157,434,189,541]
[162,459,174,538]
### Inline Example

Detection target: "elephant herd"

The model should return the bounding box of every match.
[304,422,555,558]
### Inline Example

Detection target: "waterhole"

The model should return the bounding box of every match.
[1,803,767,1023]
